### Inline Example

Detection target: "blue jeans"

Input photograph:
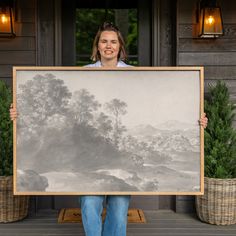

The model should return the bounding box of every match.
[80,195,131,236]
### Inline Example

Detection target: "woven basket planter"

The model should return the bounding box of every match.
[0,176,29,223]
[196,177,236,225]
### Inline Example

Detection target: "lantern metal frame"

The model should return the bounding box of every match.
[0,0,15,38]
[198,0,223,38]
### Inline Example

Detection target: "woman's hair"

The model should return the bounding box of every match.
[91,22,127,62]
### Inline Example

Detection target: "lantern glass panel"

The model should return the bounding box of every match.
[203,7,223,35]
[0,6,14,36]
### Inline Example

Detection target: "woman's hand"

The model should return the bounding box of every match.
[9,104,18,121]
[199,112,208,129]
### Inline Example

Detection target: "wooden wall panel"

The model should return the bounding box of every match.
[159,0,176,66]
[175,196,195,213]
[61,0,76,66]
[177,0,236,213]
[220,0,236,23]
[0,0,36,85]
[16,0,35,23]
[0,37,35,50]
[204,66,236,80]
[178,0,236,24]
[54,196,160,211]
[0,51,36,64]
[0,65,13,78]
[130,196,159,210]
[15,23,36,37]
[17,8,35,23]
[179,38,236,51]
[178,52,236,66]
[138,0,152,65]
[17,0,35,8]
[36,0,55,66]
[179,24,236,39]
[177,0,196,24]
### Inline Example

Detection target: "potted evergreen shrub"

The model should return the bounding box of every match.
[0,80,29,223]
[196,81,236,225]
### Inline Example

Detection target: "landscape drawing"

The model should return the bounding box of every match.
[14,68,203,194]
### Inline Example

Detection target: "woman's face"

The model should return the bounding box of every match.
[98,31,120,61]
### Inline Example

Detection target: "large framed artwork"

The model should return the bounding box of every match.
[13,67,204,195]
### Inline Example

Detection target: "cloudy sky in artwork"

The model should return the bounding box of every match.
[17,70,201,128]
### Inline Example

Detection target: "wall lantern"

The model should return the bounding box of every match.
[0,0,15,37]
[198,0,223,38]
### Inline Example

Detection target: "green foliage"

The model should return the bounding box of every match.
[204,81,236,178]
[0,80,13,176]
[126,9,137,56]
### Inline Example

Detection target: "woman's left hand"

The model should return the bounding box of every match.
[199,112,208,129]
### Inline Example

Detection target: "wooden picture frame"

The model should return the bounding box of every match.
[13,67,204,195]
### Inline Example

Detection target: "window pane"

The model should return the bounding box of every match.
[76,9,138,66]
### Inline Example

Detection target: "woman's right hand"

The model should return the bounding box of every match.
[9,104,18,121]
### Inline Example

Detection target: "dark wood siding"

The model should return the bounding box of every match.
[0,0,37,214]
[36,0,55,66]
[0,0,36,86]
[177,0,236,91]
[159,0,177,66]
[138,0,152,66]
[176,0,236,212]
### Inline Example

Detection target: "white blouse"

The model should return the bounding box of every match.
[85,60,132,67]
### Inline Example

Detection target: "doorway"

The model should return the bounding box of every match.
[51,0,175,211]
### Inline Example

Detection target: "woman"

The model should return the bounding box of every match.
[10,22,208,236]
[79,22,132,236]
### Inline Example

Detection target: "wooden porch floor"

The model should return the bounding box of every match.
[0,210,236,236]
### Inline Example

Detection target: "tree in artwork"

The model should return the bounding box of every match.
[105,98,127,148]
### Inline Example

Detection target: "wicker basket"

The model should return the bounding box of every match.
[0,176,29,223]
[196,177,236,225]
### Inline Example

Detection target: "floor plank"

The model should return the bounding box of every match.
[0,210,235,236]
